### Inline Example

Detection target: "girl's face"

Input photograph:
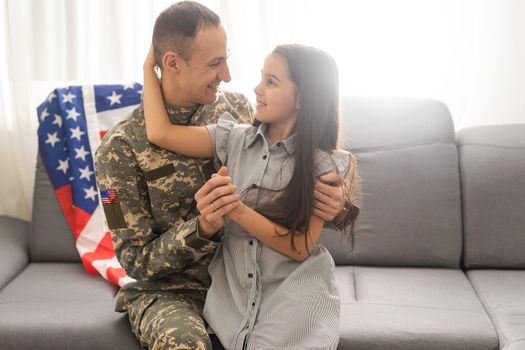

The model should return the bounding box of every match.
[254,54,299,125]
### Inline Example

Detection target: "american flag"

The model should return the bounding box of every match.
[36,83,142,286]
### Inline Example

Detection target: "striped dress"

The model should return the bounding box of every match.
[203,113,351,350]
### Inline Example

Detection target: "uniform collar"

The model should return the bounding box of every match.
[165,103,203,125]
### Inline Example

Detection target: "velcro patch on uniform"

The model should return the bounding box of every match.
[100,189,126,229]
[144,163,175,181]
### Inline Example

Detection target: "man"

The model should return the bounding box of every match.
[95,2,348,349]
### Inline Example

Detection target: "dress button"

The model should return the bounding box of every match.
[276,142,282,147]
[251,183,257,189]
[248,273,253,278]
[252,302,256,306]
[249,240,254,245]
[262,155,267,160]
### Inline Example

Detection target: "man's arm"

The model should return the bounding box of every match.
[95,135,218,281]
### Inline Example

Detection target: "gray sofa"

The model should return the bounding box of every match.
[1,97,524,350]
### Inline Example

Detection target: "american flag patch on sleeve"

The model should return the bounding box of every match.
[101,189,119,204]
[100,189,126,229]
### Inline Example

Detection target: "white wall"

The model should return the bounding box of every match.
[459,0,525,129]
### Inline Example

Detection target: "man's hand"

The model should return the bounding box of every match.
[195,167,241,238]
[313,172,345,221]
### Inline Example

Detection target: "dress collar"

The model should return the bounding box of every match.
[244,122,297,155]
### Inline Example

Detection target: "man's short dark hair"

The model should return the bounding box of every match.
[152,1,221,69]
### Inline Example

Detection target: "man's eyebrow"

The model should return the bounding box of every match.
[206,51,230,65]
[206,57,225,65]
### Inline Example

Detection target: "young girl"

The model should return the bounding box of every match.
[143,44,358,349]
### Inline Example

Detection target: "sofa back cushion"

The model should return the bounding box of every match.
[458,124,525,268]
[319,97,462,267]
[30,154,80,262]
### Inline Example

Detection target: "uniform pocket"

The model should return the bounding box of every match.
[144,163,179,229]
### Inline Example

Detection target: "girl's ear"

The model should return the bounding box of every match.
[162,51,180,72]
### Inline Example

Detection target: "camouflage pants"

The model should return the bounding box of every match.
[127,292,212,350]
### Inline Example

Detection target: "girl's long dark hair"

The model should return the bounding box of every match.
[253,44,341,251]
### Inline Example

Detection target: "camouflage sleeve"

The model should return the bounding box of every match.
[95,136,217,281]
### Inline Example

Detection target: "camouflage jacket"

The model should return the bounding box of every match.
[94,91,253,311]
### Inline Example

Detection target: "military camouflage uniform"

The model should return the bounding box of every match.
[94,91,253,350]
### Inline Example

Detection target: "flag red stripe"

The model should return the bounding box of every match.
[73,207,92,239]
[107,267,127,285]
[55,185,92,239]
[81,232,116,274]
[55,184,75,231]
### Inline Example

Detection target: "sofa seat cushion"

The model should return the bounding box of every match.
[0,216,29,290]
[336,266,499,350]
[0,263,140,350]
[468,270,525,350]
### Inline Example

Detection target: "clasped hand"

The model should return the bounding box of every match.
[195,167,242,238]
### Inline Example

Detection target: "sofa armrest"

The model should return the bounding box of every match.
[0,215,30,290]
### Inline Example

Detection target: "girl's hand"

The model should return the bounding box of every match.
[226,198,246,219]
[144,44,157,70]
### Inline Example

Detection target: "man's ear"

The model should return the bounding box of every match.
[162,51,180,72]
